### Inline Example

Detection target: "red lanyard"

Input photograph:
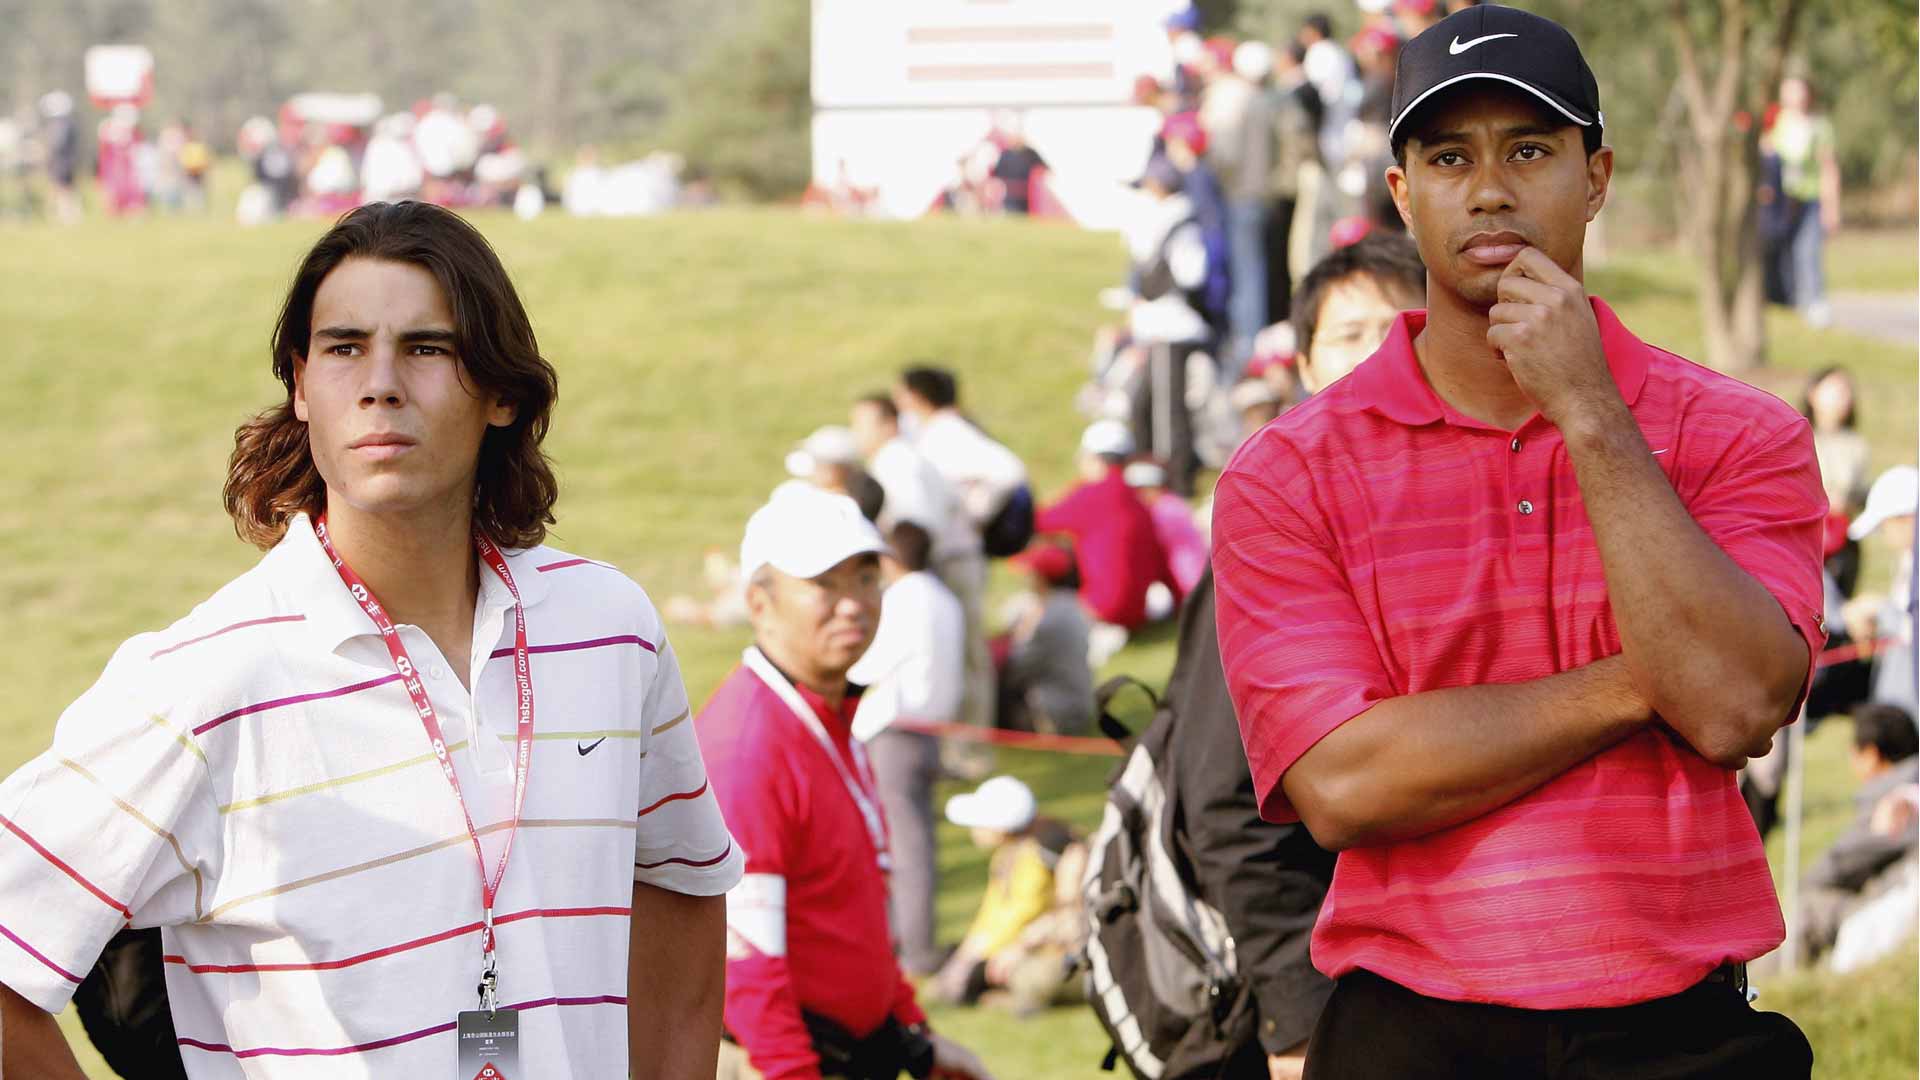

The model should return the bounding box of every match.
[742,647,891,872]
[315,517,533,1008]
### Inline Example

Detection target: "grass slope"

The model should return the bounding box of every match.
[0,212,1911,1077]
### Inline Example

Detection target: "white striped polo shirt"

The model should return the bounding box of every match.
[0,513,743,1077]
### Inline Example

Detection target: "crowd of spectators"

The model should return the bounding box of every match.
[233,93,540,224]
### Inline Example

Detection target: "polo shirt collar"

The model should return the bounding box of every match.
[1349,297,1650,428]
[272,512,553,655]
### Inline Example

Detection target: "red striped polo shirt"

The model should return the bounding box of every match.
[1212,299,1827,1009]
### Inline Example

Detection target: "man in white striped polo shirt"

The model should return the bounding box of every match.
[0,200,742,1078]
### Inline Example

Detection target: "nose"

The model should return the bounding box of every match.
[359,340,405,408]
[1467,159,1517,218]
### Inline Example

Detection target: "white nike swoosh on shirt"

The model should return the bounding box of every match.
[1651,448,1671,455]
[1450,33,1519,54]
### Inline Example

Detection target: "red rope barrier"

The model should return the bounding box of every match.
[892,720,1124,757]
[885,638,1902,759]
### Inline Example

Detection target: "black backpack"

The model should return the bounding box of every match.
[1078,677,1259,1080]
[980,483,1036,558]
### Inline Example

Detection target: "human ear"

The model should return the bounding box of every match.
[1584,145,1615,222]
[292,354,310,422]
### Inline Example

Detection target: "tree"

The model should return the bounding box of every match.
[1660,0,1805,372]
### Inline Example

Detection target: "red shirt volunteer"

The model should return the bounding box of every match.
[698,649,927,1080]
[1035,466,1177,629]
[1212,299,1827,1009]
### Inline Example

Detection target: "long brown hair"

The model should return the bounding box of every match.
[224,201,560,550]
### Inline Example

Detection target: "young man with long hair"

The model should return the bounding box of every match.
[0,201,740,1079]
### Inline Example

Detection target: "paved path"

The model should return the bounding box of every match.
[1828,291,1918,347]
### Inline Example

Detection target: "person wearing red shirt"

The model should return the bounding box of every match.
[1035,420,1177,635]
[1213,8,1821,1078]
[698,485,991,1080]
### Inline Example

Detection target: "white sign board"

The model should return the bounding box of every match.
[84,44,155,108]
[812,0,1185,227]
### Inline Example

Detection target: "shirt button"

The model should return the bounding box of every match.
[1517,499,1535,515]
[1510,438,1523,452]
[430,664,448,680]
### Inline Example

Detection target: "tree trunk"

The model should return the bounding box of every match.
[1665,0,1802,372]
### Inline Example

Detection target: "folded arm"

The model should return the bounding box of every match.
[1281,656,1650,850]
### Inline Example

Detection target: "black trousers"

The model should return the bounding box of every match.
[1303,969,1812,1080]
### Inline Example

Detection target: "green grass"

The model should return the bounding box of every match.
[0,213,1912,1077]
[1825,227,1920,294]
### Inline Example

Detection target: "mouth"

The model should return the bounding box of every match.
[348,433,418,459]
[1459,230,1531,267]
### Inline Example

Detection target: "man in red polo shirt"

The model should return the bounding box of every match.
[697,485,991,1080]
[1213,7,1823,1078]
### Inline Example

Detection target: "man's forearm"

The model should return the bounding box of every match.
[1561,405,1808,766]
[1281,656,1648,850]
[1,982,89,1080]
[628,884,726,1080]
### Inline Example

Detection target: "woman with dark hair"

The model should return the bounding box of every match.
[0,201,742,1080]
[1803,364,1870,595]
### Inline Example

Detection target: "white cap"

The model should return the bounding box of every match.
[1123,460,1168,489]
[945,775,1038,832]
[783,425,862,478]
[1849,465,1919,540]
[1229,379,1281,412]
[1080,418,1135,458]
[740,485,886,580]
[1233,41,1274,82]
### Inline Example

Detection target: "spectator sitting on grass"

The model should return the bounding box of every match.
[1840,465,1916,719]
[1124,458,1209,598]
[1795,703,1919,964]
[1035,420,1177,663]
[929,776,1087,1016]
[995,542,1095,735]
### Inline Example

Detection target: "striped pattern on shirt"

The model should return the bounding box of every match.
[0,515,742,1077]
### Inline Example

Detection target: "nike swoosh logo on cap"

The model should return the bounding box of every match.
[1450,32,1519,54]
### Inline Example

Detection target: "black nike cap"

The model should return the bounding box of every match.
[1389,4,1602,147]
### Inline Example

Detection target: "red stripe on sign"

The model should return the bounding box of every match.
[177,993,625,1058]
[489,634,657,660]
[637,841,732,871]
[163,905,631,975]
[193,673,404,736]
[0,919,83,983]
[150,615,308,659]
[637,781,708,818]
[0,812,131,918]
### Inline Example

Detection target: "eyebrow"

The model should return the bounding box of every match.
[1416,123,1565,148]
[311,326,458,344]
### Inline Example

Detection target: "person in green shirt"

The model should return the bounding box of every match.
[1765,76,1842,327]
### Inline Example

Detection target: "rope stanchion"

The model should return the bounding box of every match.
[892,720,1124,757]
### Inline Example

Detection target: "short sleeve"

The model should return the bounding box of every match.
[634,634,744,894]
[1685,415,1829,701]
[0,641,220,1011]
[1211,439,1398,823]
